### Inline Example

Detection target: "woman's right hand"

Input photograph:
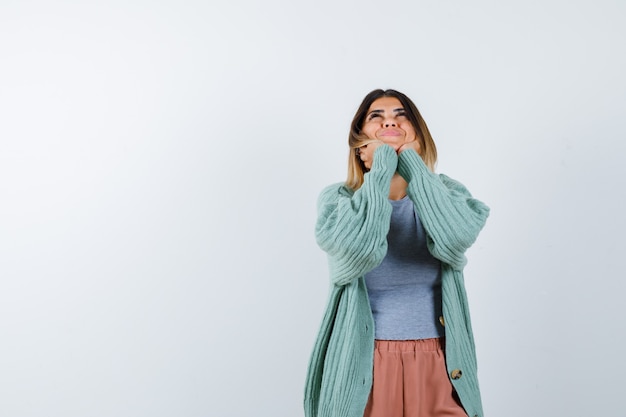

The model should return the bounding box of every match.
[357,140,385,170]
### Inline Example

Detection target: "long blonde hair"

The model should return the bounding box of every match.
[346,89,437,190]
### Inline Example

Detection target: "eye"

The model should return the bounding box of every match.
[367,113,381,121]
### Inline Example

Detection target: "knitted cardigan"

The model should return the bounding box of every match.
[304,144,490,417]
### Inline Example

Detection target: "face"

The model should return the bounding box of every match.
[360,97,417,149]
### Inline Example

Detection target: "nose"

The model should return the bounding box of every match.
[383,117,396,128]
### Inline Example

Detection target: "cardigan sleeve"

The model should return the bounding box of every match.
[315,144,397,286]
[397,149,489,270]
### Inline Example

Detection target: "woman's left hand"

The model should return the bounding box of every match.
[398,140,421,155]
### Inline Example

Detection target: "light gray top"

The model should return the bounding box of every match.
[364,195,444,340]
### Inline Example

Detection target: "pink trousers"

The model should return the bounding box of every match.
[363,338,467,417]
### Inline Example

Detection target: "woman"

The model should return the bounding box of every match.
[304,89,489,417]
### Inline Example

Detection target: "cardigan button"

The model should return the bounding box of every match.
[450,369,462,380]
[439,316,445,327]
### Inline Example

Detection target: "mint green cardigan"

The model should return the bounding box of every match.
[304,144,490,417]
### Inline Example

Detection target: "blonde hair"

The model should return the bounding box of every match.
[346,89,437,190]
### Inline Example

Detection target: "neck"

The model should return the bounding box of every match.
[388,174,407,200]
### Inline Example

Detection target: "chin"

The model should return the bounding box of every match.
[380,138,402,145]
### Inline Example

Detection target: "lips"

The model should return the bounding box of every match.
[379,129,402,137]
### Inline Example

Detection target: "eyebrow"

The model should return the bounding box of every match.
[367,108,406,116]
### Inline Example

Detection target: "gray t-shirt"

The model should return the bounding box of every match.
[364,196,444,340]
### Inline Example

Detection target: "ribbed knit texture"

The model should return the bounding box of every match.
[304,145,490,417]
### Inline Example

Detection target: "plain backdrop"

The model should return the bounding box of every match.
[1,1,625,416]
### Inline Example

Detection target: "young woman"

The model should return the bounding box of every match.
[304,89,489,417]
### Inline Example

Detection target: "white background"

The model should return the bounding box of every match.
[1,1,625,416]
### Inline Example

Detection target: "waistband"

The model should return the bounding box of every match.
[374,337,444,352]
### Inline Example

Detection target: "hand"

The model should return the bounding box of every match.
[398,139,421,155]
[357,140,385,170]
